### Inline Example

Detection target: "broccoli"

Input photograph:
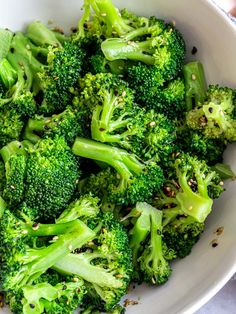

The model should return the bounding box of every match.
[183,61,207,110]
[163,216,204,258]
[101,17,186,81]
[53,210,133,311]
[23,106,83,145]
[20,279,86,314]
[126,66,186,119]
[0,208,96,292]
[72,137,164,205]
[78,72,176,160]
[1,136,79,221]
[125,202,173,285]
[0,160,6,196]
[154,154,224,224]
[186,85,236,141]
[176,126,226,165]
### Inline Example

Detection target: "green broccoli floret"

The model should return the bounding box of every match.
[186,85,236,141]
[24,136,80,221]
[183,61,207,111]
[1,136,79,221]
[72,137,164,205]
[101,17,186,81]
[176,126,226,165]
[154,154,224,224]
[163,216,204,258]
[0,140,30,206]
[125,202,173,285]
[23,106,83,145]
[53,210,133,311]
[20,279,86,314]
[78,72,176,161]
[126,66,186,119]
[0,208,95,292]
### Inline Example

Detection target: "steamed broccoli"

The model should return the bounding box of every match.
[154,154,224,224]
[186,85,236,141]
[73,137,164,205]
[23,106,83,145]
[0,208,95,292]
[54,209,133,311]
[125,202,173,285]
[1,136,79,221]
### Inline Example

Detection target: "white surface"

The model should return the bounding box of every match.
[1,1,236,314]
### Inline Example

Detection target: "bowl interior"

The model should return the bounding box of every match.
[1,1,236,313]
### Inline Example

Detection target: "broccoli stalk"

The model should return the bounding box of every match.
[0,209,96,290]
[126,202,172,285]
[72,137,164,204]
[183,61,207,110]
[0,58,17,89]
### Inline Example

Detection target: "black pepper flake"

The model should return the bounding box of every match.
[208,107,213,113]
[30,304,35,309]
[99,128,106,131]
[114,90,119,96]
[62,285,67,290]
[212,242,218,248]
[191,46,198,55]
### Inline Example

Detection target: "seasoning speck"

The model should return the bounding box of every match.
[124,299,139,307]
[191,46,198,55]
[30,304,35,309]
[215,226,224,236]
[208,107,213,113]
[211,239,219,248]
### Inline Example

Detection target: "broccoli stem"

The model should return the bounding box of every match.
[101,38,155,65]
[13,221,95,287]
[88,0,133,36]
[183,61,207,110]
[0,28,13,59]
[26,21,63,47]
[0,58,17,88]
[53,253,122,288]
[24,219,86,237]
[72,137,144,175]
[23,118,46,143]
[0,140,28,163]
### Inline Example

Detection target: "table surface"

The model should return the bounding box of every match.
[196,276,236,313]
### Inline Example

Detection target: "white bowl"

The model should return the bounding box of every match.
[1,1,236,313]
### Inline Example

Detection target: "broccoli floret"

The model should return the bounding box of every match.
[1,136,79,221]
[72,137,164,205]
[154,154,224,224]
[101,17,186,81]
[20,279,86,314]
[53,211,133,311]
[78,72,176,161]
[186,85,236,141]
[0,208,95,292]
[0,140,30,206]
[163,216,204,258]
[176,127,226,165]
[24,136,80,221]
[183,61,207,110]
[126,66,186,119]
[23,106,83,145]
[126,202,173,285]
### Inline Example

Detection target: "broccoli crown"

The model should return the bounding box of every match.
[127,202,172,285]
[163,216,204,258]
[101,17,186,81]
[24,136,80,221]
[53,211,133,311]
[73,137,164,205]
[0,108,24,147]
[20,279,86,314]
[39,41,85,114]
[154,154,224,224]
[186,85,236,141]
[126,66,186,119]
[176,126,226,166]
[24,106,83,145]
